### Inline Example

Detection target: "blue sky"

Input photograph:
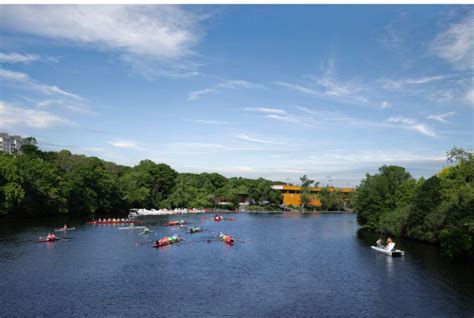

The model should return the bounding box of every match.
[0,5,473,186]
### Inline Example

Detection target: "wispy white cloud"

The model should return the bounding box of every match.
[108,140,140,149]
[387,116,437,137]
[465,88,474,105]
[430,13,474,70]
[0,52,40,63]
[380,75,446,90]
[217,80,263,90]
[35,99,99,115]
[0,52,59,64]
[427,111,455,123]
[275,81,319,96]
[379,22,404,51]
[0,68,82,100]
[266,114,301,124]
[191,119,231,125]
[305,75,368,103]
[380,100,392,109]
[188,79,263,100]
[277,59,368,105]
[0,100,70,129]
[236,134,281,144]
[294,105,317,114]
[242,107,286,114]
[0,6,209,78]
[187,88,215,101]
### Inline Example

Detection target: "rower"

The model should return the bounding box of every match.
[63,224,68,230]
[46,233,56,241]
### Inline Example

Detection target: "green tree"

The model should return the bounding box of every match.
[354,165,413,229]
[0,153,24,215]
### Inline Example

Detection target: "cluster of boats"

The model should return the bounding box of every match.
[128,208,208,218]
[37,217,403,257]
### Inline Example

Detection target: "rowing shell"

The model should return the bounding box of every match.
[54,227,76,232]
[118,226,146,230]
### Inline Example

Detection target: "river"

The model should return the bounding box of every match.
[0,213,472,317]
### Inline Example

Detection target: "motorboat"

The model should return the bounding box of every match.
[371,242,404,257]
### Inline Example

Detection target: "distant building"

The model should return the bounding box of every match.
[0,133,32,154]
[271,184,354,207]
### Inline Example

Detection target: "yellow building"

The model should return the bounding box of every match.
[271,185,354,207]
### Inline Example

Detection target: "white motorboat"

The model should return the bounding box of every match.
[371,243,404,257]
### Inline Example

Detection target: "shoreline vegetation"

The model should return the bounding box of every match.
[354,147,473,258]
[0,141,472,257]
[0,141,351,219]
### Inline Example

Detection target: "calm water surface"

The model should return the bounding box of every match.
[0,213,473,317]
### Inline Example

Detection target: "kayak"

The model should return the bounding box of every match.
[211,216,235,221]
[87,220,136,225]
[138,228,152,235]
[54,227,76,232]
[218,232,235,245]
[118,226,146,230]
[188,227,203,234]
[163,220,187,226]
[371,245,404,257]
[36,237,61,243]
[36,239,58,243]
[153,235,183,248]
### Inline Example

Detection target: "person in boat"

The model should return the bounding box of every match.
[386,236,393,249]
[46,233,56,241]
[63,224,68,230]
[376,238,384,248]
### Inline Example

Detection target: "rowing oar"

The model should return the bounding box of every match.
[36,236,69,242]
[138,231,153,235]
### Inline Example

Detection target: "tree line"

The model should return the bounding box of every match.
[0,141,282,217]
[353,147,474,258]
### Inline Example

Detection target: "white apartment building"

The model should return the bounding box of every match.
[0,133,31,154]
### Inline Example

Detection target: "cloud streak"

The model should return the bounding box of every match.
[108,140,140,149]
[0,52,40,63]
[430,13,474,70]
[191,119,231,125]
[380,75,446,90]
[427,112,455,123]
[242,107,286,114]
[0,100,70,129]
[236,134,281,144]
[387,116,437,137]
[0,68,82,100]
[188,79,263,100]
[1,5,208,78]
